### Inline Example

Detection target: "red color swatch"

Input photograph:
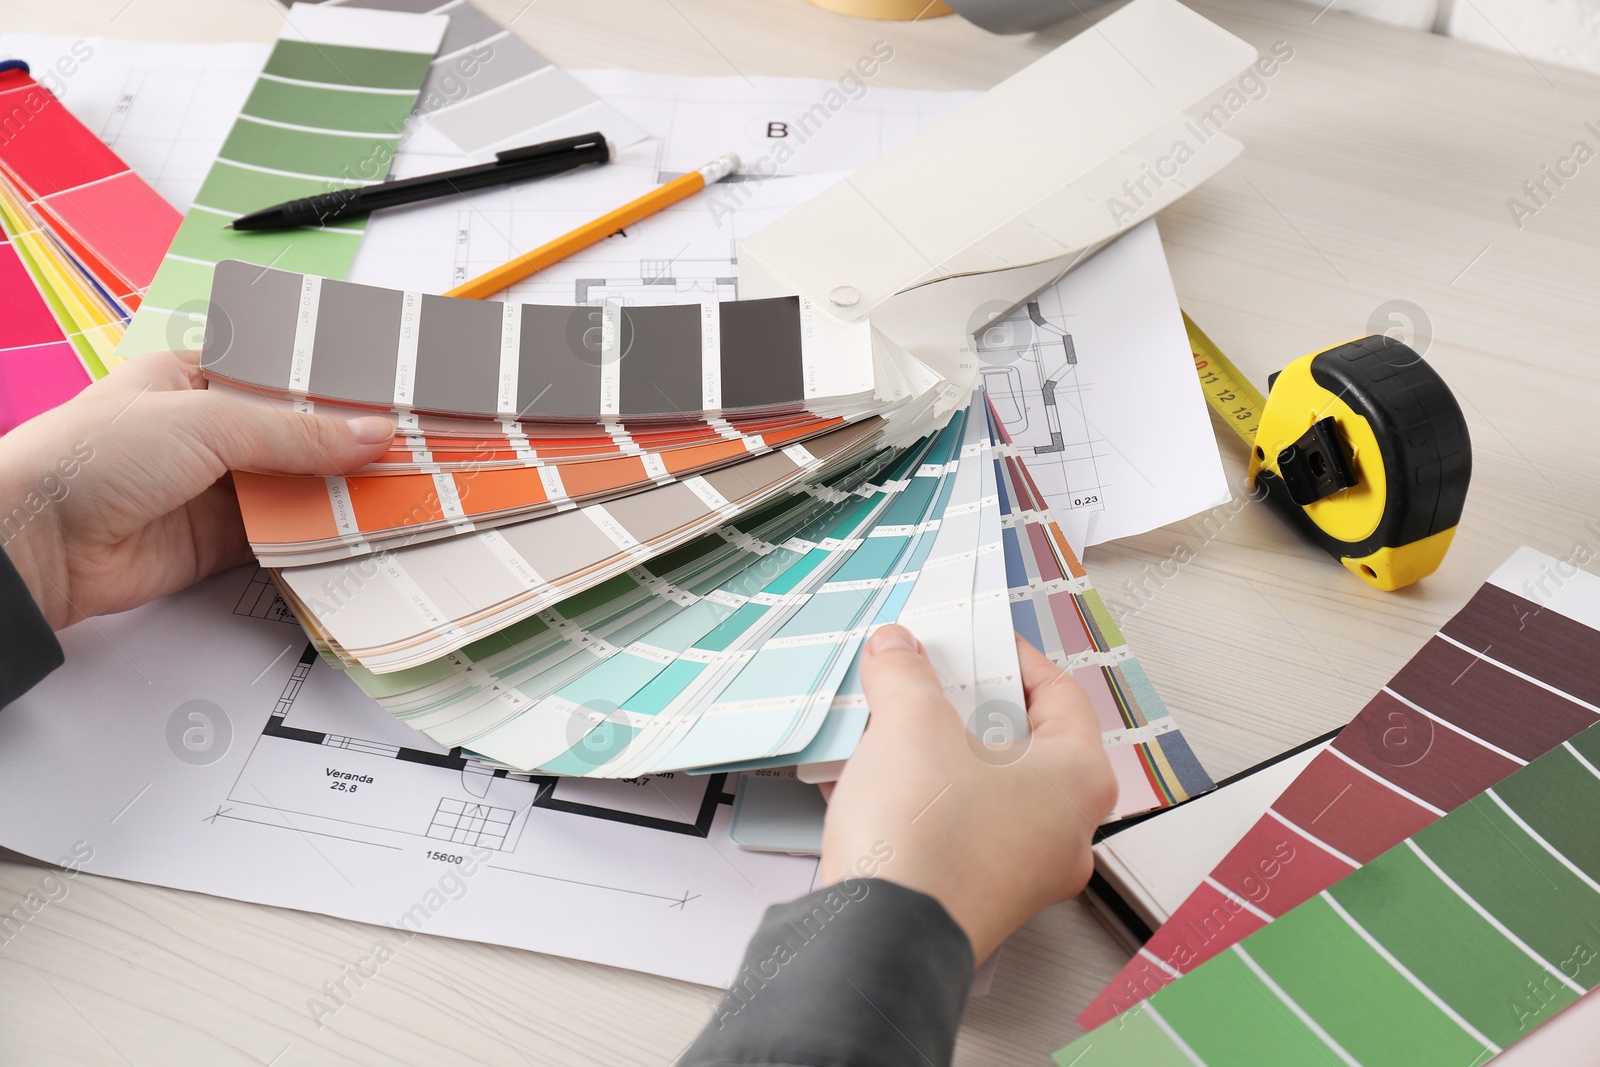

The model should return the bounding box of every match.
[0,66,180,308]
[1078,580,1600,1028]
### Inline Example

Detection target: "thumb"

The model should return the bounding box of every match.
[177,388,395,476]
[859,624,948,723]
[1014,634,1099,743]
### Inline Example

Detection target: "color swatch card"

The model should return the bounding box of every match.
[991,399,1214,815]
[0,60,186,430]
[116,4,447,361]
[1058,717,1600,1065]
[274,416,895,672]
[0,177,124,375]
[202,261,879,421]
[0,222,90,434]
[230,409,862,567]
[0,62,180,314]
[1078,547,1600,1035]
[282,0,648,159]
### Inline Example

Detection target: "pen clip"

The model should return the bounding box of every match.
[495,132,609,165]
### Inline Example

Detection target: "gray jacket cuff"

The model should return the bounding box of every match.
[681,878,975,1067]
[0,545,61,708]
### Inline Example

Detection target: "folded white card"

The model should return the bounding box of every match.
[739,0,1257,388]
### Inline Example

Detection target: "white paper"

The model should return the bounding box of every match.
[977,220,1231,546]
[0,569,817,986]
[348,70,974,305]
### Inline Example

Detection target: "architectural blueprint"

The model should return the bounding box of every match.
[350,69,976,305]
[0,568,818,986]
[976,221,1230,546]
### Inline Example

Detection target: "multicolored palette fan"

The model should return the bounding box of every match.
[1065,547,1600,1064]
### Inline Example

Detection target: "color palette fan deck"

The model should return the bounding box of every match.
[201,257,1212,814]
[1065,547,1600,1064]
[0,62,179,430]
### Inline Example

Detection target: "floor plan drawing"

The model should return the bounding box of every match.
[0,567,817,985]
[227,634,737,858]
[978,287,1110,517]
[967,221,1233,546]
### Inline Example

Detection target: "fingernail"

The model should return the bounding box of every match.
[346,416,394,445]
[869,624,920,656]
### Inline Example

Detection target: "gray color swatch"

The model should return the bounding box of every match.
[430,68,591,154]
[432,2,501,55]
[205,266,819,419]
[202,260,303,389]
[497,509,613,582]
[702,451,801,504]
[719,297,804,411]
[415,293,502,415]
[620,303,701,417]
[517,304,600,419]
[309,278,401,408]
[601,482,713,543]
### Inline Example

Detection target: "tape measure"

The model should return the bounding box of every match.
[1184,312,1471,591]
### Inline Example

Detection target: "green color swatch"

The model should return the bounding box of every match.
[1058,721,1600,1066]
[117,12,439,360]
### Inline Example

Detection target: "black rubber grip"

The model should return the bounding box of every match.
[1258,335,1471,559]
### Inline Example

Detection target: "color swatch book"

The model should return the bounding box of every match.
[194,244,1202,802]
[0,60,179,315]
[195,251,1214,813]
[281,0,648,159]
[115,3,448,361]
[0,60,182,430]
[213,307,1206,818]
[1059,711,1600,1063]
[1073,547,1600,1048]
[0,221,92,433]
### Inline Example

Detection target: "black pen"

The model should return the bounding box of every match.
[226,132,611,231]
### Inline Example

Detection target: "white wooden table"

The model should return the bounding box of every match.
[2,0,1597,1062]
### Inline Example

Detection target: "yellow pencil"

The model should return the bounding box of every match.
[444,153,742,300]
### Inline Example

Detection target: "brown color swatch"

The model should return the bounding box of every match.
[1441,582,1600,705]
[1388,637,1599,760]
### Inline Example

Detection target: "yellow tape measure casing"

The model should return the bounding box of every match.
[1185,315,1471,591]
[1250,348,1387,545]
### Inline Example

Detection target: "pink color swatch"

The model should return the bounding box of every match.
[0,66,180,310]
[0,232,91,433]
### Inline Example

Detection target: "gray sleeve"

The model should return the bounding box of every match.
[680,878,975,1067]
[0,546,62,708]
